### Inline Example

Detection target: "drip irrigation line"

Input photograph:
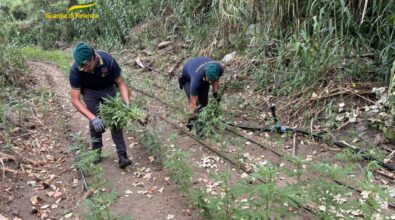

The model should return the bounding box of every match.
[225,126,283,157]
[67,141,89,192]
[73,152,89,192]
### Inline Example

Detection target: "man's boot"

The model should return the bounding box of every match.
[118,151,132,168]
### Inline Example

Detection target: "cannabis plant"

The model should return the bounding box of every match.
[196,98,229,140]
[99,94,143,129]
[164,150,193,195]
[191,171,242,220]
[84,190,119,220]
[245,163,299,219]
[308,163,356,219]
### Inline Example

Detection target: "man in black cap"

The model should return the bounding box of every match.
[69,42,132,168]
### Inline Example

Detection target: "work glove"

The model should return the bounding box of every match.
[90,117,105,133]
[213,92,221,103]
[186,113,197,131]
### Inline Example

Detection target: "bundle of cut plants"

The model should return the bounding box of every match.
[196,97,229,139]
[99,94,143,129]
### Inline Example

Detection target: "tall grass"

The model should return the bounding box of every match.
[2,0,394,92]
[23,47,71,73]
[0,45,26,87]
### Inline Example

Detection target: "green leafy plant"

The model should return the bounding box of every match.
[100,94,143,129]
[336,148,363,168]
[164,150,194,195]
[358,161,392,219]
[68,134,131,219]
[139,129,166,162]
[84,190,119,220]
[307,162,358,219]
[285,155,309,184]
[245,163,299,219]
[190,171,241,220]
[195,99,230,140]
[363,148,387,163]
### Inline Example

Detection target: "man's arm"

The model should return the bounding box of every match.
[115,76,130,104]
[212,80,220,94]
[189,95,198,116]
[70,89,95,120]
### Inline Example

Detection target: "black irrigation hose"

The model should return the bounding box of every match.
[67,141,89,192]
[293,129,395,172]
[225,126,283,157]
[229,123,395,173]
[65,131,89,192]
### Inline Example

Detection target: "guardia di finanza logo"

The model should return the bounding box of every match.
[45,0,99,19]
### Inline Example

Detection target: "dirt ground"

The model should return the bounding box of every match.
[0,60,197,220]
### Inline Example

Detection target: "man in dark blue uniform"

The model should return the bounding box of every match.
[69,42,132,168]
[179,57,224,131]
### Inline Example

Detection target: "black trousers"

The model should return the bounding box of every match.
[82,87,127,155]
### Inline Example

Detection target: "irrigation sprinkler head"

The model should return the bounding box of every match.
[270,124,288,133]
[270,104,278,125]
[268,105,288,133]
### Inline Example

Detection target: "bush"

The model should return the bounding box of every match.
[0,45,26,86]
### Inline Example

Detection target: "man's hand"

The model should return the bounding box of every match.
[186,118,196,131]
[90,117,105,133]
[186,112,197,131]
[70,89,96,120]
[213,92,221,103]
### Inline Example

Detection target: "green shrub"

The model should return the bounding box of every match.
[0,45,26,86]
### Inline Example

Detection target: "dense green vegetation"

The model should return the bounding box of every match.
[1,0,394,92]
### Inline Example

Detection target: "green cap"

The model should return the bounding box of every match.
[205,63,222,81]
[73,42,94,67]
